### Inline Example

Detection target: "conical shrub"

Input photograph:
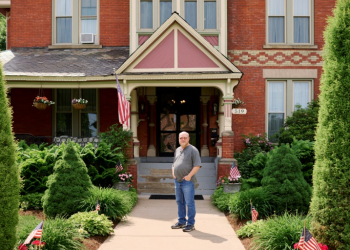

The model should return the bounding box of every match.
[310,0,350,249]
[43,141,93,217]
[261,145,311,214]
[0,62,20,250]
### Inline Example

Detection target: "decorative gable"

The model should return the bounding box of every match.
[117,13,241,74]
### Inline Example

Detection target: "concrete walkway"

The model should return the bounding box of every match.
[98,195,246,250]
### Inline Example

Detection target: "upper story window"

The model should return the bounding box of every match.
[267,0,312,45]
[54,0,99,45]
[139,0,218,31]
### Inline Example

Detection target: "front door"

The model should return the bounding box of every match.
[157,88,201,156]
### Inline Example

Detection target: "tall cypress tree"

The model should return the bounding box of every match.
[0,63,20,249]
[310,0,350,249]
[43,141,93,217]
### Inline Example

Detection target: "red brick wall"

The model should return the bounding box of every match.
[99,88,119,132]
[11,88,52,136]
[9,0,52,48]
[100,0,129,46]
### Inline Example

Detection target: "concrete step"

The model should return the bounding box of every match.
[139,162,215,170]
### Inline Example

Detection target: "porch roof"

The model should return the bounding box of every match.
[0,47,129,77]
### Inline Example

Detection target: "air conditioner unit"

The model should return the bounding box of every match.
[80,33,95,44]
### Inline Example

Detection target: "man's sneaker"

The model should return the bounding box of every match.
[183,225,195,232]
[171,222,186,229]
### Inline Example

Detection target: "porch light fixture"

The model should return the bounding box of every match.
[213,103,218,116]
[180,100,186,104]
[140,102,145,114]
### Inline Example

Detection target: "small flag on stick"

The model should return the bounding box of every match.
[95,199,100,211]
[297,227,322,250]
[230,162,241,179]
[24,221,44,245]
[115,162,123,172]
[250,200,259,223]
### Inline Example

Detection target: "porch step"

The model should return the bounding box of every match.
[137,162,217,195]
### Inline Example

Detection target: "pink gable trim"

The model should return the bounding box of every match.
[178,31,219,68]
[138,35,150,45]
[135,31,174,69]
[203,36,219,46]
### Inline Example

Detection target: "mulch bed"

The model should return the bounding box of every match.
[225,212,253,250]
[19,210,120,250]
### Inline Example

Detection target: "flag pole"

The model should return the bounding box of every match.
[39,214,45,250]
[298,220,306,250]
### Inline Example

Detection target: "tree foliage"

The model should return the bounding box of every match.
[42,141,93,217]
[0,14,6,51]
[261,145,311,215]
[310,1,350,249]
[0,61,19,249]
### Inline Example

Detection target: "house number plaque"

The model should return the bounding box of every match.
[231,108,247,114]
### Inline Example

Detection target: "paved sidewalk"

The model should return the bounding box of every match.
[98,195,246,250]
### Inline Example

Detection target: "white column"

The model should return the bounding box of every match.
[216,93,224,157]
[147,96,157,157]
[130,89,140,157]
[200,96,210,157]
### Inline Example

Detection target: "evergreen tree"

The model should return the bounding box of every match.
[310,1,350,249]
[0,15,6,51]
[0,63,20,249]
[261,145,311,214]
[43,141,93,217]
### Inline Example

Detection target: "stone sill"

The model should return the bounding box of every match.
[263,44,318,49]
[48,45,103,49]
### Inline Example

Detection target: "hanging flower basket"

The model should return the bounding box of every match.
[33,96,55,110]
[72,98,88,110]
[232,98,245,108]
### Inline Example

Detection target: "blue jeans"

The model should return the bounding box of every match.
[174,179,196,226]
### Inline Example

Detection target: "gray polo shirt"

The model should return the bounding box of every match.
[173,144,202,183]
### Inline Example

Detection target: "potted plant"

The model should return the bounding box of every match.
[72,98,88,110]
[217,175,242,193]
[113,172,134,191]
[33,96,55,110]
[232,98,245,108]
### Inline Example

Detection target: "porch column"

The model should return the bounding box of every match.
[222,95,234,159]
[200,96,210,157]
[216,93,224,157]
[147,95,157,157]
[130,89,140,157]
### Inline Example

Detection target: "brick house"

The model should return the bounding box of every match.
[0,0,336,194]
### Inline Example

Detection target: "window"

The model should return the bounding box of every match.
[204,0,217,29]
[53,0,99,44]
[267,0,312,44]
[266,80,312,139]
[185,0,197,29]
[184,0,217,30]
[139,0,172,30]
[55,89,98,137]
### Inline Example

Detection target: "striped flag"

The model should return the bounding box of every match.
[96,199,100,211]
[251,205,259,223]
[116,74,130,127]
[24,221,43,245]
[230,162,241,179]
[115,163,123,172]
[297,228,322,250]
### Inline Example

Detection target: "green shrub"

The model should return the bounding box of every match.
[211,186,233,212]
[261,145,311,215]
[99,124,132,157]
[68,211,114,236]
[19,193,44,210]
[228,187,273,220]
[251,213,312,250]
[310,1,350,249]
[16,215,42,247]
[278,100,319,145]
[237,220,264,238]
[43,141,93,217]
[0,60,20,250]
[80,186,138,220]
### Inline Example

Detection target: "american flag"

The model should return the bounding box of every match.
[251,205,259,223]
[24,221,43,244]
[230,162,241,179]
[96,199,100,211]
[115,163,123,172]
[297,228,322,250]
[116,74,130,127]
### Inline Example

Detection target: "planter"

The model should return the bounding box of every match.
[73,103,86,110]
[113,182,130,191]
[232,105,241,108]
[33,102,47,110]
[223,183,241,193]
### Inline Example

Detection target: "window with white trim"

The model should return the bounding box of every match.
[267,0,312,44]
[266,80,312,139]
[53,0,99,44]
[55,89,98,137]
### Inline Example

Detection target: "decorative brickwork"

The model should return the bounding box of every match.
[228,50,323,66]
[222,132,234,158]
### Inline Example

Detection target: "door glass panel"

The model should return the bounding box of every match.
[160,132,177,153]
[188,133,196,146]
[56,113,72,136]
[180,114,196,131]
[81,113,97,137]
[160,113,176,131]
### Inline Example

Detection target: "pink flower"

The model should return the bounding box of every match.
[18,244,28,250]
[32,240,45,246]
[293,243,298,249]
[318,243,328,250]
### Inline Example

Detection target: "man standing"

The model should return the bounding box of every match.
[171,131,201,232]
